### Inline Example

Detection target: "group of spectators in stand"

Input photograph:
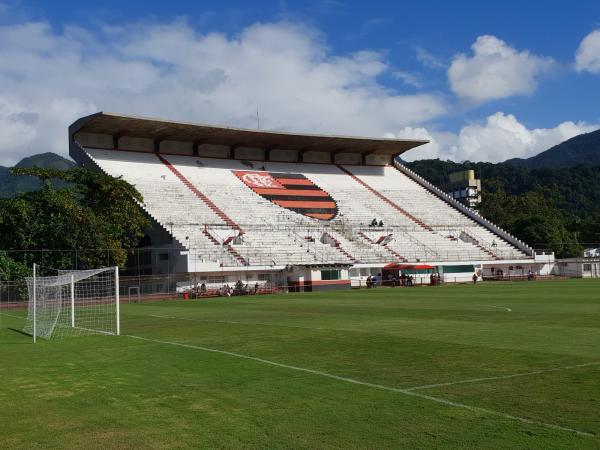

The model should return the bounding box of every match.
[191,280,264,298]
[219,280,260,296]
[368,218,384,227]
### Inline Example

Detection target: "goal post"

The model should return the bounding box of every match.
[24,265,120,342]
[32,263,37,344]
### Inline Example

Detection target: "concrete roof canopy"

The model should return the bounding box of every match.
[70,112,428,158]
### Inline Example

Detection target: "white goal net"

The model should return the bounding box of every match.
[23,265,120,341]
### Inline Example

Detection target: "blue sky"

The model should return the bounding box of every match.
[0,0,599,164]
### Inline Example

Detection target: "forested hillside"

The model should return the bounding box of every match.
[507,128,600,168]
[0,153,75,198]
[405,159,600,255]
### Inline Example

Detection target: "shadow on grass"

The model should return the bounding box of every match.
[0,327,34,344]
[9,327,31,337]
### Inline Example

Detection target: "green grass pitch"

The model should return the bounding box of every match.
[1,279,599,449]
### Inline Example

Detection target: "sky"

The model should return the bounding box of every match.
[0,0,599,165]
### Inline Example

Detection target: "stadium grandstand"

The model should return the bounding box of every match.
[69,112,554,291]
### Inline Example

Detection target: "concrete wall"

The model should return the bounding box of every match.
[235,146,265,160]
[334,152,362,165]
[198,144,230,158]
[365,154,390,166]
[303,151,332,164]
[73,132,114,149]
[119,136,154,152]
[270,149,298,162]
[160,140,193,155]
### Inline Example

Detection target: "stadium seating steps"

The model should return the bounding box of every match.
[82,147,528,267]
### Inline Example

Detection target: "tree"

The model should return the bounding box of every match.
[0,167,149,271]
[0,251,30,281]
[579,214,600,247]
[478,184,582,258]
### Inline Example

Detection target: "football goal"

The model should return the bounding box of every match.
[23,264,120,342]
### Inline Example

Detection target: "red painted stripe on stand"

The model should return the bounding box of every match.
[253,188,330,197]
[276,178,315,185]
[358,231,407,262]
[305,213,336,220]
[337,165,433,231]
[324,232,358,263]
[157,154,243,232]
[201,229,247,265]
[272,200,337,209]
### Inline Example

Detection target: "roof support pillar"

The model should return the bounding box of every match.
[264,145,276,161]
[112,131,126,149]
[297,146,312,163]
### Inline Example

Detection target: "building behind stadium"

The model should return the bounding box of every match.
[69,112,556,292]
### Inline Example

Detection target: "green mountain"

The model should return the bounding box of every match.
[507,128,600,168]
[0,152,75,198]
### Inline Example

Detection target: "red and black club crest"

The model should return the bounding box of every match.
[233,171,338,221]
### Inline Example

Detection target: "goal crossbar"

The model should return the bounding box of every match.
[23,265,120,342]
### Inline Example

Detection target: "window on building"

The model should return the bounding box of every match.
[442,265,474,274]
[321,269,341,280]
[583,264,592,272]
[207,276,225,284]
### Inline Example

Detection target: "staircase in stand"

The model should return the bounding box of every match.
[382,244,408,262]
[337,165,433,231]
[157,154,243,232]
[461,231,498,259]
[323,232,358,263]
[358,231,407,262]
[201,229,247,266]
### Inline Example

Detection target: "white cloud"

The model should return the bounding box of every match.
[393,71,422,88]
[448,35,554,104]
[415,47,445,70]
[386,127,456,161]
[575,29,600,73]
[0,19,448,165]
[394,112,599,162]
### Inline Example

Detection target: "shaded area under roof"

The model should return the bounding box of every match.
[70,112,428,157]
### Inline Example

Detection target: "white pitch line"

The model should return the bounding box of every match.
[0,311,25,320]
[478,305,512,312]
[151,314,600,392]
[126,333,596,439]
[406,361,600,391]
[149,314,325,331]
